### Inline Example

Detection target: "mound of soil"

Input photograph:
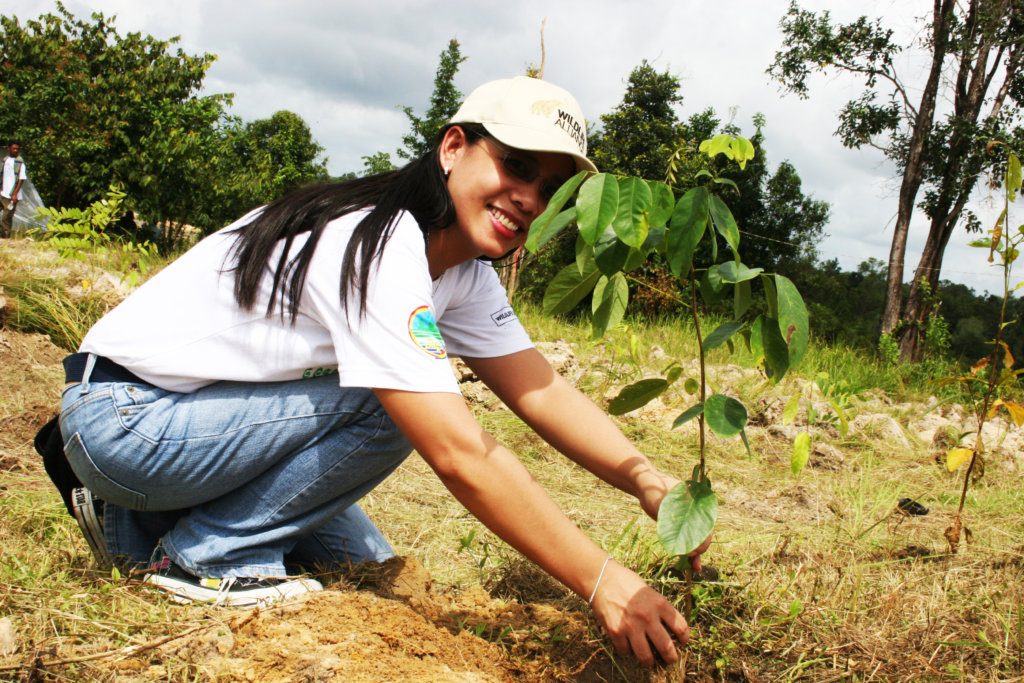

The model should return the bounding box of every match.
[103,557,671,683]
[0,329,679,682]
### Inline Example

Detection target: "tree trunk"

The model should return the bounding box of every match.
[897,0,1018,360]
[497,247,523,299]
[899,209,962,361]
[880,0,957,337]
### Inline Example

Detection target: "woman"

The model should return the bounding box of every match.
[59,76,705,666]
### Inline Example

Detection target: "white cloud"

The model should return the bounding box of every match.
[14,0,1015,294]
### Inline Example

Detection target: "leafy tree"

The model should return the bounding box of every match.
[396,39,466,161]
[754,161,829,273]
[589,61,685,181]
[352,40,465,178]
[205,110,328,229]
[770,0,1023,360]
[0,4,231,229]
[360,151,397,177]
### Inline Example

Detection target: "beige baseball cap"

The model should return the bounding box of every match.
[450,76,598,173]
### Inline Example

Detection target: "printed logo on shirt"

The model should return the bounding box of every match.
[490,306,517,327]
[408,305,447,358]
[301,367,337,379]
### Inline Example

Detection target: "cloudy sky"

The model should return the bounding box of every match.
[13,0,1017,294]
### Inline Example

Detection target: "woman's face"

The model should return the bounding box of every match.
[438,126,576,263]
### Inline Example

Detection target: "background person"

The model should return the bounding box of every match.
[1,141,28,238]
[57,77,706,667]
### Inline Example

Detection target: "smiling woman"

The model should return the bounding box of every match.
[54,76,702,667]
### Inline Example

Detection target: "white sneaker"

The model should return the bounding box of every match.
[71,487,112,568]
[143,555,323,607]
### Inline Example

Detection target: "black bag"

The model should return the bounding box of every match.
[33,415,82,516]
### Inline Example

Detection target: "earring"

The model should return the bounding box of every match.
[443,166,451,179]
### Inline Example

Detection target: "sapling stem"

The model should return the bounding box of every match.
[689,269,707,482]
[675,555,695,618]
[951,149,1019,549]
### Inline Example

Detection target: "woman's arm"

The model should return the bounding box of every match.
[373,388,689,666]
[463,348,680,518]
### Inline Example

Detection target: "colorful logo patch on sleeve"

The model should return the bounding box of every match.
[408,305,447,358]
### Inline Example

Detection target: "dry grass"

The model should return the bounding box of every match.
[363,316,1024,680]
[1,241,1022,680]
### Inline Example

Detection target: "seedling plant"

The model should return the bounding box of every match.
[940,142,1024,553]
[33,183,158,287]
[525,134,809,605]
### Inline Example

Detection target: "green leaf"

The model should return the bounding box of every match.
[647,181,675,228]
[704,321,745,351]
[591,272,629,340]
[623,246,647,273]
[761,274,779,319]
[730,136,756,169]
[644,224,667,254]
[707,263,724,290]
[527,170,587,251]
[699,268,724,306]
[712,177,740,193]
[612,177,652,249]
[525,206,576,252]
[683,378,699,395]
[698,134,734,160]
[750,315,790,382]
[791,432,811,475]
[735,279,753,319]
[542,260,601,315]
[666,366,683,385]
[594,225,631,275]
[575,236,593,274]
[775,274,809,367]
[672,403,704,429]
[715,261,763,283]
[1008,153,1022,201]
[740,429,752,456]
[609,378,670,415]
[782,394,800,425]
[703,394,748,437]
[708,194,740,255]
[667,187,709,278]
[829,399,849,437]
[657,479,717,557]
[577,173,618,244]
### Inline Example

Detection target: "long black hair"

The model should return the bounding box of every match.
[228,123,488,321]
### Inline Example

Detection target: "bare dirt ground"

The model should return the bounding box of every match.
[0,328,686,682]
[2,243,1022,681]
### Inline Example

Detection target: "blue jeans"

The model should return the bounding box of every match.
[59,365,412,578]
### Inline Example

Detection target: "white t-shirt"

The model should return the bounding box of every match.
[1,156,27,198]
[80,209,533,394]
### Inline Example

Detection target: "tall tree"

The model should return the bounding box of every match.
[770,0,1023,360]
[589,61,685,181]
[0,4,231,227]
[396,39,466,161]
[206,110,329,230]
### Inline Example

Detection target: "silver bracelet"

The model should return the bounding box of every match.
[588,556,612,605]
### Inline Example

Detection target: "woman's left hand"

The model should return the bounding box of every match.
[637,472,680,521]
[637,471,712,573]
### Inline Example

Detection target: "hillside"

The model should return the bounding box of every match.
[0,241,1022,681]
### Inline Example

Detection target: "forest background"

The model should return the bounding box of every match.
[1,2,1022,366]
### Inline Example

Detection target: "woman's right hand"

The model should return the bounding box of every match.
[589,559,689,667]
